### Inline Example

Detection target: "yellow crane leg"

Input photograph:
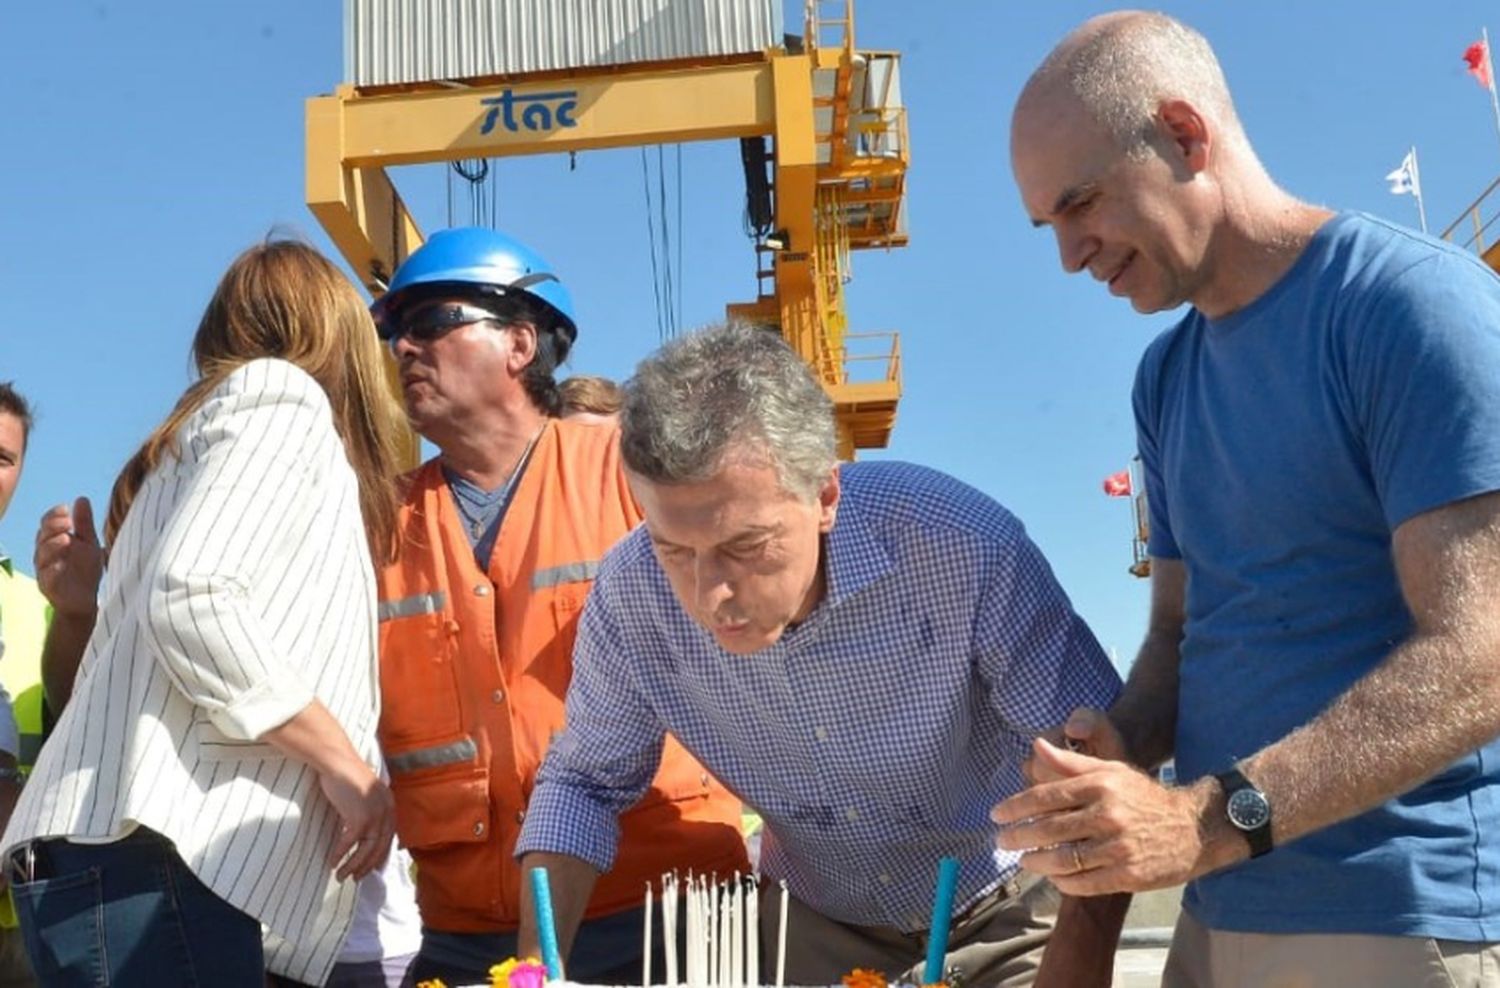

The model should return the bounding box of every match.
[769,54,821,371]
[307,93,427,466]
[306,92,426,294]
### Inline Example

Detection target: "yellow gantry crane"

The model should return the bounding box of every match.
[305,0,908,458]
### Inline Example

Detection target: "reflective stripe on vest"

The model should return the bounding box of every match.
[530,560,599,591]
[378,591,448,622]
[387,736,478,775]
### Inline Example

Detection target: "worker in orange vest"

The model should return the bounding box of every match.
[370,228,747,985]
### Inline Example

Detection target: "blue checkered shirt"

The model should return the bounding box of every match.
[516,461,1120,930]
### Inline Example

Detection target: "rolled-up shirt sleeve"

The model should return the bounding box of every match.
[141,368,329,741]
[516,581,666,873]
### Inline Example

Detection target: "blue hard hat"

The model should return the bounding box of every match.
[371,227,577,349]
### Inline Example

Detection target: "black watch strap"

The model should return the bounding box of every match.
[1215,766,1273,858]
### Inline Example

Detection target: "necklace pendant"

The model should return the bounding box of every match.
[471,519,484,539]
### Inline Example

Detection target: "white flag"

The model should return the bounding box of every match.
[1386,150,1419,196]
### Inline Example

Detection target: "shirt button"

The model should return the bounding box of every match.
[845,807,860,821]
[474,584,491,597]
[879,873,892,885]
[814,727,829,741]
[491,689,505,703]
[473,821,486,836]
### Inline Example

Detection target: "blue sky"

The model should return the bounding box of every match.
[3,1,1498,667]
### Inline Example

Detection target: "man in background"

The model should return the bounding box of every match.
[0,384,42,987]
[999,12,1500,986]
[558,374,622,425]
[371,229,746,985]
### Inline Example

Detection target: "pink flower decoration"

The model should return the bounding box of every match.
[508,960,548,988]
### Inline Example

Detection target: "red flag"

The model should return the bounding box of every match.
[1464,39,1492,89]
[1102,469,1132,497]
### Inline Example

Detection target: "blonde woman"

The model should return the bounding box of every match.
[2,241,406,986]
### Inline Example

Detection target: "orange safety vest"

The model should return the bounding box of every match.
[377,419,747,932]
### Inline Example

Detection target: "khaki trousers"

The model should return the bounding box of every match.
[1163,908,1500,988]
[761,873,1060,988]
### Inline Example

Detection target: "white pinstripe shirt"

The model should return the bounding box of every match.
[2,358,383,983]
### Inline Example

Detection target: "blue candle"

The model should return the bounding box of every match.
[530,866,565,980]
[922,857,961,984]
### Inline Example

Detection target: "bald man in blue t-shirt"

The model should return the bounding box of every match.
[999,11,1500,988]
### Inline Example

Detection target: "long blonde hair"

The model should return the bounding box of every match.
[106,240,405,562]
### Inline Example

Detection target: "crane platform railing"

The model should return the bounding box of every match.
[1441,174,1500,255]
[813,331,901,388]
[848,103,907,163]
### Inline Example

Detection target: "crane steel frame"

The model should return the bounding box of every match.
[306,2,906,458]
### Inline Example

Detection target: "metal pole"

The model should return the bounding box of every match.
[1485,28,1500,160]
[1410,146,1429,234]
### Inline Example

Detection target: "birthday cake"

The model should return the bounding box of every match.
[476,869,958,988]
[436,974,937,988]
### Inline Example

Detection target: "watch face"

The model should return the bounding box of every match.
[1227,787,1271,831]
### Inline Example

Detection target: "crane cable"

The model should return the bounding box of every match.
[640,145,686,341]
[449,159,499,229]
[639,148,666,343]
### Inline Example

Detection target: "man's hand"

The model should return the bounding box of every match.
[1058,708,1130,761]
[517,852,600,971]
[1025,707,1131,785]
[36,497,105,711]
[994,738,1241,895]
[34,498,103,617]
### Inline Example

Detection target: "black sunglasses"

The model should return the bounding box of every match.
[382,301,506,345]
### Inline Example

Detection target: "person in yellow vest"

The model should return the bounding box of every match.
[0,383,41,988]
[370,229,747,985]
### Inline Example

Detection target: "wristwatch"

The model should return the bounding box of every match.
[0,764,22,785]
[1214,766,1273,858]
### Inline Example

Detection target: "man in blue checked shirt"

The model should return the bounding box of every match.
[515,323,1127,987]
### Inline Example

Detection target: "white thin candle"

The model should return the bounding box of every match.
[645,883,654,987]
[775,880,788,988]
[733,880,744,988]
[720,887,732,988]
[724,881,733,986]
[689,879,701,988]
[699,877,710,988]
[664,873,679,988]
[716,880,725,987]
[710,885,719,988]
[747,880,759,988]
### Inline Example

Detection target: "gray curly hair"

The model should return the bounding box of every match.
[620,322,837,501]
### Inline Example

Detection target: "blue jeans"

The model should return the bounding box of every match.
[9,828,264,987]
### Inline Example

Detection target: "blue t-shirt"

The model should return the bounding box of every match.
[1134,211,1500,940]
